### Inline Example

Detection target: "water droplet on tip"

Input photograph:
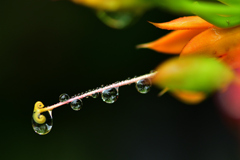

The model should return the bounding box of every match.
[32,111,53,135]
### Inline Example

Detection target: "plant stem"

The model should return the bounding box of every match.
[40,72,156,113]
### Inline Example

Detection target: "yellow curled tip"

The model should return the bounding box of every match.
[34,101,44,111]
[33,101,46,124]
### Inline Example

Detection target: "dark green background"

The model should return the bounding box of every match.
[1,0,239,160]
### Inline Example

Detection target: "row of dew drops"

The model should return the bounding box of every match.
[32,77,152,135]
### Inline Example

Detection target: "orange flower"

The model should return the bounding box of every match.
[138,16,240,69]
[138,16,240,104]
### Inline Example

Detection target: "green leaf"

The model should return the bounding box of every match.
[152,56,234,93]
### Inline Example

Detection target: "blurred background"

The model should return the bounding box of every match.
[1,0,239,159]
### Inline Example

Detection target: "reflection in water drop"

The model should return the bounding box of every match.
[136,78,152,94]
[71,99,83,111]
[101,88,119,104]
[32,111,53,135]
[59,93,70,102]
[97,11,140,29]
[91,92,99,98]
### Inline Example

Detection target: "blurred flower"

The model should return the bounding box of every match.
[138,16,240,104]
[70,0,151,12]
[217,69,240,119]
[70,0,153,29]
[152,56,235,104]
[153,56,234,92]
[138,16,240,69]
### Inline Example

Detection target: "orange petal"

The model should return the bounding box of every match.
[137,29,205,54]
[181,26,240,69]
[171,91,206,104]
[150,16,214,30]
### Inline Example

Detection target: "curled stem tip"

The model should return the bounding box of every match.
[33,101,47,124]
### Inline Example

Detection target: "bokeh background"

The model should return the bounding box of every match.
[1,0,240,160]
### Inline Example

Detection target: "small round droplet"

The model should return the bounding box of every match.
[85,91,89,98]
[70,99,83,111]
[32,111,53,135]
[59,93,70,102]
[136,78,152,94]
[101,88,119,104]
[101,85,105,88]
[126,77,131,85]
[150,70,155,73]
[91,92,99,98]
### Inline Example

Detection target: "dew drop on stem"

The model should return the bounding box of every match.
[70,99,83,111]
[101,88,119,104]
[136,78,152,94]
[59,93,70,102]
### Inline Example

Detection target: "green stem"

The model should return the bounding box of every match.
[155,0,240,28]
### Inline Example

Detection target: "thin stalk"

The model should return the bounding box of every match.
[39,72,156,113]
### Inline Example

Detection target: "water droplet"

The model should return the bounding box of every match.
[126,77,132,85]
[97,10,140,29]
[91,92,99,98]
[85,91,89,98]
[32,111,53,135]
[59,93,70,102]
[150,70,155,73]
[101,88,119,104]
[70,99,83,111]
[101,85,105,88]
[77,93,81,96]
[136,78,152,94]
